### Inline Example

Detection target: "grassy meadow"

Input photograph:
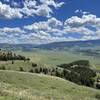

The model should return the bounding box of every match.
[1,49,100,72]
[0,49,99,70]
[15,50,100,70]
[0,70,100,100]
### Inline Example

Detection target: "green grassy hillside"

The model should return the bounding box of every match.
[0,70,100,100]
[15,50,100,70]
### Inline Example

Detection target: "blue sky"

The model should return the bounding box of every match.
[0,0,100,44]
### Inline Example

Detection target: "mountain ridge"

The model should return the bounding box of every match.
[0,39,100,51]
[35,39,100,50]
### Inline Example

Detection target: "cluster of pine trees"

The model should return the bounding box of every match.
[22,60,96,87]
[0,50,29,61]
[57,60,96,87]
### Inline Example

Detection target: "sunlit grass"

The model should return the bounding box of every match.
[0,70,99,100]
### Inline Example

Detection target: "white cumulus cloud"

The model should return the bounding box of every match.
[0,0,64,19]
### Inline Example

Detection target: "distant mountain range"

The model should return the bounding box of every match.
[35,39,100,50]
[0,43,36,51]
[0,39,100,51]
[35,39,100,57]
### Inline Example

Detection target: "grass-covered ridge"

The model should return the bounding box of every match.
[0,70,100,100]
[0,49,99,100]
[0,59,97,87]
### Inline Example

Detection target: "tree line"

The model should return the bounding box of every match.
[19,60,97,88]
[0,50,30,61]
[57,60,96,87]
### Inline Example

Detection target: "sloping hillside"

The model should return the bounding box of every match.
[0,70,99,100]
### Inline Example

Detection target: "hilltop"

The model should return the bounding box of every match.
[0,70,100,100]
